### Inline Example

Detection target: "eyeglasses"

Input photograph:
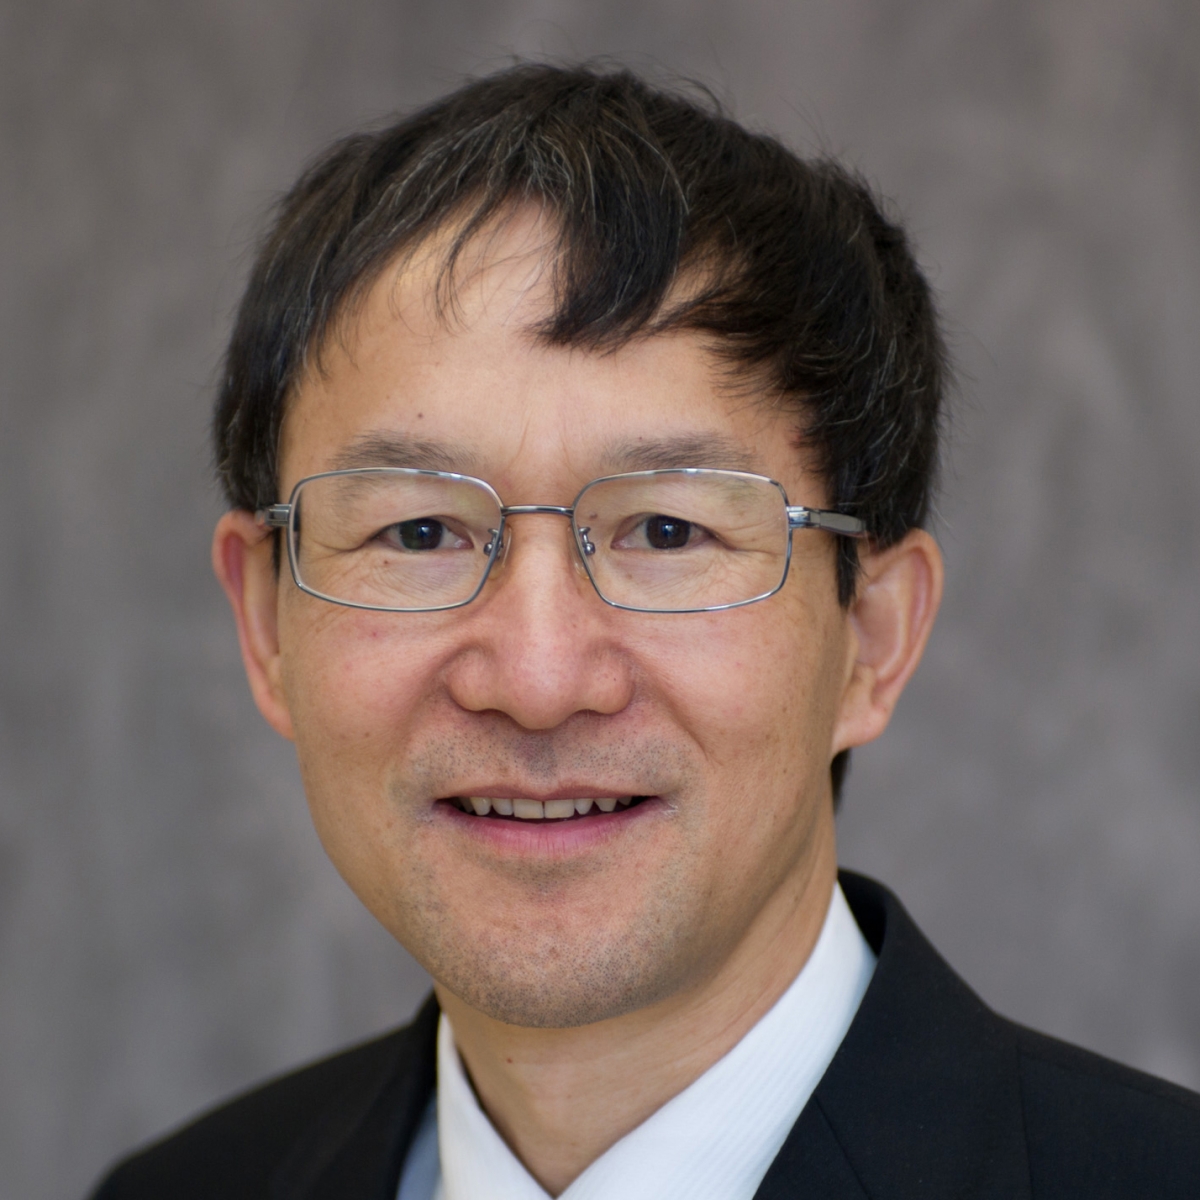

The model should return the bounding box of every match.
[258,467,866,614]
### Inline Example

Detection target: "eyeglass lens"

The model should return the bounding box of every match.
[288,469,791,613]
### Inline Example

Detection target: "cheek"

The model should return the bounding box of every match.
[625,603,844,926]
[635,602,835,790]
[278,602,445,783]
[275,604,465,901]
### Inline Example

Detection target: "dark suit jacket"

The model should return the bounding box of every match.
[91,872,1200,1198]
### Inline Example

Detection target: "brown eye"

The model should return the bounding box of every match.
[644,515,692,549]
[396,518,445,550]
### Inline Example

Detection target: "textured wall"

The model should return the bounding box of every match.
[2,2,1198,1196]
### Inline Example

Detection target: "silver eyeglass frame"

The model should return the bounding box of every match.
[257,466,868,615]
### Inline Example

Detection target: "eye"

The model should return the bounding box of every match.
[609,512,716,553]
[644,515,693,550]
[379,518,470,552]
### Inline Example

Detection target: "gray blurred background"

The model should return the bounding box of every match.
[2,1,1198,1195]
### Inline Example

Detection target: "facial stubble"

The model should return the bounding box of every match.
[369,727,763,1029]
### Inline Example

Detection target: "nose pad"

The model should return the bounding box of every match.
[483,527,504,558]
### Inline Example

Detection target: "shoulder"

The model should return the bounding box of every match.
[830,871,1200,1197]
[89,997,438,1200]
[1010,1021,1200,1194]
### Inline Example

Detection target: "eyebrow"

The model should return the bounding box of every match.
[602,434,763,474]
[329,433,481,474]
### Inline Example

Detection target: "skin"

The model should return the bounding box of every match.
[213,211,943,1195]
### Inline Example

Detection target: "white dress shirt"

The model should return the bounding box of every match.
[398,881,874,1200]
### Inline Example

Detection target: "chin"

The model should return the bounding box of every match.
[436,951,692,1029]
[400,892,709,1029]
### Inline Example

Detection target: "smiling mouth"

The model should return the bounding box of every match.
[446,795,652,820]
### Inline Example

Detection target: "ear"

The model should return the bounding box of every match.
[832,528,944,754]
[211,510,295,741]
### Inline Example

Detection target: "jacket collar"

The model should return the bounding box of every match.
[271,995,438,1200]
[273,872,1031,1200]
[754,871,1031,1199]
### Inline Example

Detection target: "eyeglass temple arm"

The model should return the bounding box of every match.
[257,504,291,528]
[787,506,868,538]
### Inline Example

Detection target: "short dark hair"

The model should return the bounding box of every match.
[213,62,948,801]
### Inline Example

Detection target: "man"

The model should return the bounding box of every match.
[93,63,1200,1198]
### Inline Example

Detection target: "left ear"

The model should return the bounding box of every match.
[832,528,944,753]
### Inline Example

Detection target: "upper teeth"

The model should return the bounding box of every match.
[462,796,632,819]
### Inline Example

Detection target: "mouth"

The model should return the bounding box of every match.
[443,795,653,821]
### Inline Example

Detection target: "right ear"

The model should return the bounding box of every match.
[211,511,295,741]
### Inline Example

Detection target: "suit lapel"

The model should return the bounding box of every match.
[754,872,1032,1199]
[754,1100,872,1198]
[271,995,439,1200]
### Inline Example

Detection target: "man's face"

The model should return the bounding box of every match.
[269,218,857,1027]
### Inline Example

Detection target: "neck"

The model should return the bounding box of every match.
[434,828,838,1196]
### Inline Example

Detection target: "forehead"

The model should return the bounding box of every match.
[278,211,809,496]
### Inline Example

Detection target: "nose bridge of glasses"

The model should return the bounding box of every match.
[489,503,594,566]
[499,504,576,518]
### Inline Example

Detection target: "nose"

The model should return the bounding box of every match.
[443,513,635,730]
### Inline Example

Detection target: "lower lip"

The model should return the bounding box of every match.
[434,797,661,855]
